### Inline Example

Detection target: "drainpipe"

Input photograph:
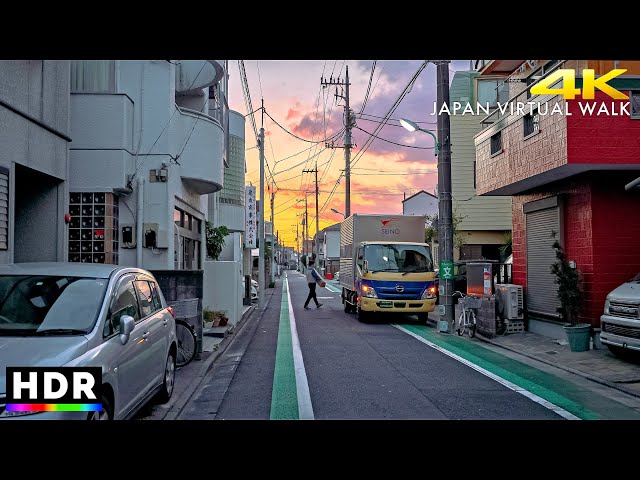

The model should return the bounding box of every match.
[137,176,144,267]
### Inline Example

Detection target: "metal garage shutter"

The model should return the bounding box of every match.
[0,168,8,250]
[525,204,561,318]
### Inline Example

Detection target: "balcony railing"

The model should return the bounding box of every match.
[479,60,568,129]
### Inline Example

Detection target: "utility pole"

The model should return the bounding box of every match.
[322,66,354,217]
[258,99,266,310]
[304,196,308,258]
[303,163,319,259]
[270,180,275,286]
[435,60,454,334]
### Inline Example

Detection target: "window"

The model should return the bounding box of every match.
[473,161,477,189]
[0,167,8,250]
[363,244,433,273]
[149,282,163,311]
[135,280,156,318]
[105,277,140,337]
[490,132,502,155]
[70,61,116,93]
[478,79,499,107]
[356,246,364,270]
[632,91,640,119]
[523,109,539,137]
[174,208,183,227]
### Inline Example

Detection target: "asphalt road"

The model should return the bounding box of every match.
[181,272,561,420]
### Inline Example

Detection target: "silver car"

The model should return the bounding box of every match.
[0,263,177,420]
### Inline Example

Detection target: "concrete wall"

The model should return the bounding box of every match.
[203,260,243,326]
[0,60,70,264]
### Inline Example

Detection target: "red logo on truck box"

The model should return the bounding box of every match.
[381,219,400,235]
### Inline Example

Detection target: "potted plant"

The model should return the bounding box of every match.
[550,233,590,352]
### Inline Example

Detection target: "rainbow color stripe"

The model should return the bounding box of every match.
[6,403,102,412]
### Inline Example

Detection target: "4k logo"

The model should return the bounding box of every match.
[530,69,629,100]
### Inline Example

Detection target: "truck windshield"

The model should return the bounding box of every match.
[365,244,433,273]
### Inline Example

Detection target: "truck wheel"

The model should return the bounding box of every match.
[417,313,429,324]
[357,304,369,323]
[344,302,352,313]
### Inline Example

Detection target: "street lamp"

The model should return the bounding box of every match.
[400,118,440,156]
[331,208,346,217]
[400,60,453,335]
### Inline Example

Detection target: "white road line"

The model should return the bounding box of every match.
[285,276,315,420]
[392,325,580,420]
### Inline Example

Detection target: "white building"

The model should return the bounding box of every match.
[68,60,227,269]
[0,60,71,264]
[402,190,438,218]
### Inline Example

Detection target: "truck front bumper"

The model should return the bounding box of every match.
[361,298,436,313]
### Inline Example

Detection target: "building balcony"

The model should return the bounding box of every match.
[175,60,224,95]
[475,80,640,196]
[173,106,224,195]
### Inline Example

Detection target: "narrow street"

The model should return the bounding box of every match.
[158,271,640,421]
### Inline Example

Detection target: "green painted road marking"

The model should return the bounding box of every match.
[270,278,299,420]
[395,323,602,420]
[324,282,341,294]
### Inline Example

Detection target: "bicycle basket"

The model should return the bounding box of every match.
[463,296,483,309]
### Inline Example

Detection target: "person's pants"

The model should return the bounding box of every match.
[304,282,319,307]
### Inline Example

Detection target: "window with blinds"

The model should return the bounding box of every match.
[70,61,116,93]
[0,167,7,250]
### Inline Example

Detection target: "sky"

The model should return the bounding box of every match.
[227,60,472,248]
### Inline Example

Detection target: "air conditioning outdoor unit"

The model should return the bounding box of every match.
[495,284,524,320]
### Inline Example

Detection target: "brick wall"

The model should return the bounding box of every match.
[475,96,568,196]
[511,172,640,327]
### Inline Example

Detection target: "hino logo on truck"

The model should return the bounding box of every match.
[381,219,400,235]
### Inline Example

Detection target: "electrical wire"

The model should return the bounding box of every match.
[359,60,376,116]
[359,112,438,125]
[350,62,428,170]
[354,125,437,150]
[263,110,327,144]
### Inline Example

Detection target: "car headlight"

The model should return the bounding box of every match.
[422,286,437,299]
[604,299,610,314]
[361,284,377,298]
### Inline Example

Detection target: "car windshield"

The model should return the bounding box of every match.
[0,275,108,335]
[365,244,433,273]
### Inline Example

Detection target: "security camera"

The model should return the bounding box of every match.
[161,161,169,168]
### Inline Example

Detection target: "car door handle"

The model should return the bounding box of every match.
[163,319,168,327]
[142,331,150,339]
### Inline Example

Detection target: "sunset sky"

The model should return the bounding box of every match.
[227,60,471,248]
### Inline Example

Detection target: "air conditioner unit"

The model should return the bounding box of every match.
[495,284,524,320]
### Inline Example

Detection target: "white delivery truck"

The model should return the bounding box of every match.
[339,214,437,322]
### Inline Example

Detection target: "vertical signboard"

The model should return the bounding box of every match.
[245,186,256,248]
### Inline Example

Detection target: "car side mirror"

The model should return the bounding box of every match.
[363,260,369,274]
[120,315,135,345]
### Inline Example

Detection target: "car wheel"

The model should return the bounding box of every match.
[156,351,176,404]
[88,394,112,420]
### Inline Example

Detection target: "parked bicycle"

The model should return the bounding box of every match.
[453,291,481,338]
[175,319,197,367]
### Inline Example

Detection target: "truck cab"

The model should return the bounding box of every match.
[345,241,437,322]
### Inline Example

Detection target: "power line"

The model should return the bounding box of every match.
[359,112,438,125]
[354,125,437,150]
[359,60,376,115]
[263,109,327,144]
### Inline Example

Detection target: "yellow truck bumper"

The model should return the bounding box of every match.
[361,298,436,313]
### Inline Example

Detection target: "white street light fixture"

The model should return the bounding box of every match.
[331,208,346,217]
[400,117,439,155]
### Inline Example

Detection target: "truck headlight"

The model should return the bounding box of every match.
[604,299,610,315]
[422,286,437,299]
[361,285,377,298]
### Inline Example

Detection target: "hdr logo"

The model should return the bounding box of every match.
[5,367,102,413]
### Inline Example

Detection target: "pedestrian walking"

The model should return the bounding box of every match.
[304,259,325,310]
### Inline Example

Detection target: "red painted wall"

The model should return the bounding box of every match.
[567,90,640,165]
[511,172,640,327]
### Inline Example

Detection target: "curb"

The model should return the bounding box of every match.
[475,332,640,400]
[163,283,279,420]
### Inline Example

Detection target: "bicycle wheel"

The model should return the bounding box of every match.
[457,310,466,336]
[175,320,197,367]
[467,310,477,338]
